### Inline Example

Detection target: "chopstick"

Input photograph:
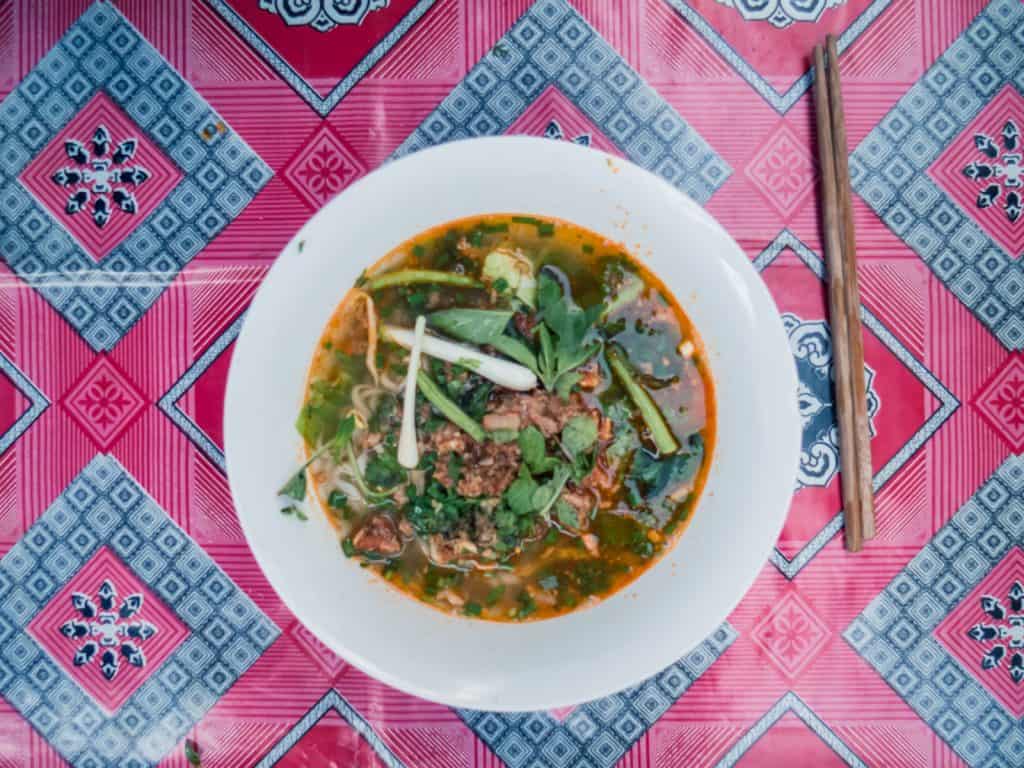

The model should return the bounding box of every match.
[826,35,875,542]
[812,40,874,552]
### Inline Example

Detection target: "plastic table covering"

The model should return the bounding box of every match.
[0,0,1021,765]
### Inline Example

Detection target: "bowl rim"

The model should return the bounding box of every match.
[224,135,800,710]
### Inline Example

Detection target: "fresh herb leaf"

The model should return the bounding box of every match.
[534,271,602,392]
[485,584,506,606]
[554,370,581,401]
[505,468,539,516]
[341,538,357,557]
[278,471,306,501]
[493,277,509,294]
[562,415,598,458]
[464,601,483,616]
[460,377,493,421]
[554,498,579,529]
[428,309,513,344]
[518,426,547,471]
[532,466,571,519]
[365,447,406,490]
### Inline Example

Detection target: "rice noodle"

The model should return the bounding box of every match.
[348,290,380,386]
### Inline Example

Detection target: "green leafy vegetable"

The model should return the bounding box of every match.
[626,434,704,500]
[517,426,562,474]
[406,478,474,536]
[606,344,679,455]
[505,468,539,517]
[428,308,513,343]
[485,584,506,606]
[464,601,483,617]
[428,308,539,371]
[278,472,307,501]
[514,590,537,619]
[531,466,571,520]
[554,498,580,529]
[365,446,405,490]
[562,415,598,458]
[534,271,602,392]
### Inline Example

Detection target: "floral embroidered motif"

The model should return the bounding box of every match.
[50,125,150,230]
[963,120,1022,224]
[59,579,157,681]
[259,0,390,32]
[967,581,1024,685]
[712,0,847,29]
[785,313,880,490]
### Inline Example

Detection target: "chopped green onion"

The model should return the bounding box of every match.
[606,345,680,455]
[365,270,482,292]
[416,370,486,442]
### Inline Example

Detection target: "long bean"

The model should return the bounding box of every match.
[606,345,680,455]
[365,270,482,292]
[416,370,487,442]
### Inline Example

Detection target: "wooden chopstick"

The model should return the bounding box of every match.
[812,44,864,552]
[826,35,875,542]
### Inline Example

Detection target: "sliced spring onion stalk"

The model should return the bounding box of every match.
[364,270,482,292]
[605,344,680,455]
[383,325,537,391]
[416,369,486,442]
[398,316,426,469]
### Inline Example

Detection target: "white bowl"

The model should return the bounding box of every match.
[225,136,799,711]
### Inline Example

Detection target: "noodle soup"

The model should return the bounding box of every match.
[284,214,714,621]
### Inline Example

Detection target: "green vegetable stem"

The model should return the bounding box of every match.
[416,369,487,442]
[364,270,482,292]
[606,344,680,455]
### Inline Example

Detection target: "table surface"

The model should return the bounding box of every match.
[0,0,1021,766]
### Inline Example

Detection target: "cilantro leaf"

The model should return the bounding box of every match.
[562,415,598,458]
[518,426,562,474]
[505,468,539,516]
[554,498,580,529]
[534,270,602,392]
[278,471,306,501]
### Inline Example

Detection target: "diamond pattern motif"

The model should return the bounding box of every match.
[0,2,271,351]
[282,124,365,210]
[846,456,1024,766]
[26,547,189,713]
[61,356,146,450]
[972,353,1024,452]
[459,624,736,768]
[19,92,183,262]
[850,0,1024,348]
[0,455,279,766]
[751,592,832,679]
[394,0,730,205]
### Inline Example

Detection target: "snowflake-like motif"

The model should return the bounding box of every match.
[967,580,1024,685]
[543,119,591,147]
[258,0,390,32]
[50,125,150,230]
[963,120,1023,224]
[713,0,847,29]
[59,579,157,682]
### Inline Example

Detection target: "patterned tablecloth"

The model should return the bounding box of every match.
[0,0,1022,765]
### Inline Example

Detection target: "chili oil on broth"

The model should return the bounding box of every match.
[299,213,715,622]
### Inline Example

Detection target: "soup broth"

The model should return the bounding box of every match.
[293,214,715,621]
